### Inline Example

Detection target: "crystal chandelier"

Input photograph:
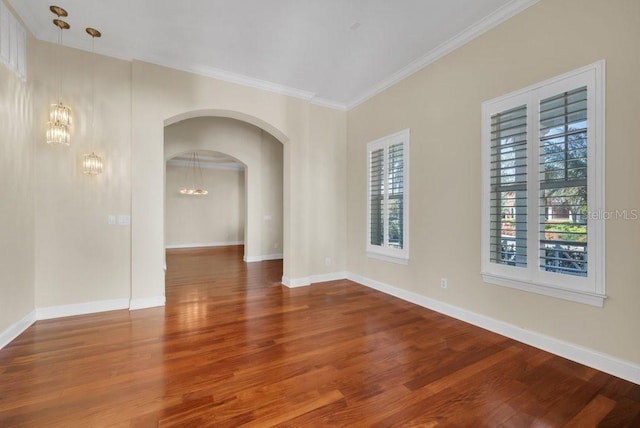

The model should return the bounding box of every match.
[46,6,71,146]
[82,27,104,175]
[180,152,208,195]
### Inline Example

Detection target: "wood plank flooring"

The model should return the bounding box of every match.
[1,245,639,426]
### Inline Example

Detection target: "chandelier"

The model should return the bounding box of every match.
[82,27,104,175]
[180,152,208,195]
[46,6,71,146]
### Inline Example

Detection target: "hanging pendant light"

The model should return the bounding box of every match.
[179,152,208,195]
[46,6,71,146]
[82,27,103,175]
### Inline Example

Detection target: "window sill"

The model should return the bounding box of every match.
[482,273,606,307]
[367,252,409,265]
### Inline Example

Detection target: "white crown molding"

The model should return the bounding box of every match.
[36,298,130,320]
[137,54,318,102]
[346,0,540,109]
[309,97,348,111]
[0,309,36,350]
[129,296,166,310]
[9,0,537,112]
[166,241,244,249]
[347,272,640,386]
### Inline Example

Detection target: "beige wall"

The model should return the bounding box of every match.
[32,41,132,308]
[165,164,245,247]
[347,0,640,364]
[164,117,284,259]
[0,30,36,334]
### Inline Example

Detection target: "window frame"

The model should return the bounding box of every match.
[481,61,606,307]
[366,129,410,264]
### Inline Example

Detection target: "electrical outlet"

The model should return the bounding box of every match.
[325,257,331,266]
[440,278,448,289]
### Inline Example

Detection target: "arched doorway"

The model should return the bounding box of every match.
[130,105,302,309]
[164,116,284,266]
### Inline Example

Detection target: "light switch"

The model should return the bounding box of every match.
[117,215,131,225]
[108,215,116,225]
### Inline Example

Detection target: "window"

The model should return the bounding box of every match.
[367,129,409,264]
[0,1,27,80]
[481,61,605,306]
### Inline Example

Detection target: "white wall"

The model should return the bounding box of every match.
[32,39,132,309]
[165,163,245,248]
[347,0,640,365]
[0,18,35,341]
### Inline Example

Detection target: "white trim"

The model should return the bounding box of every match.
[366,252,409,265]
[244,253,283,262]
[0,310,36,349]
[347,272,640,386]
[1,296,165,348]
[482,273,605,307]
[347,0,540,109]
[366,129,410,262]
[137,54,319,102]
[480,61,606,303]
[36,299,130,320]
[165,241,244,249]
[282,276,310,288]
[309,97,348,111]
[281,272,347,288]
[7,1,536,112]
[310,271,348,284]
[129,296,166,310]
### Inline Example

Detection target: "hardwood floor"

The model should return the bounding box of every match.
[1,246,639,427]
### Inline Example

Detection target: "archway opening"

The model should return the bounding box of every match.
[162,114,285,295]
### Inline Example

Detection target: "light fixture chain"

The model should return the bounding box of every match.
[91,35,95,151]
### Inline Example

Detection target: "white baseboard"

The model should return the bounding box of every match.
[165,241,244,249]
[311,271,348,283]
[282,276,310,288]
[347,272,640,386]
[0,310,36,349]
[244,253,283,262]
[129,295,166,310]
[0,295,165,350]
[36,298,130,320]
[282,271,347,288]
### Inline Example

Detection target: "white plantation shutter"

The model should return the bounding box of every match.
[367,129,409,263]
[387,143,404,249]
[490,104,528,268]
[369,148,384,246]
[538,87,588,277]
[482,62,605,306]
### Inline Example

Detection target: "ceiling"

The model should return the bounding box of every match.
[8,0,536,109]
